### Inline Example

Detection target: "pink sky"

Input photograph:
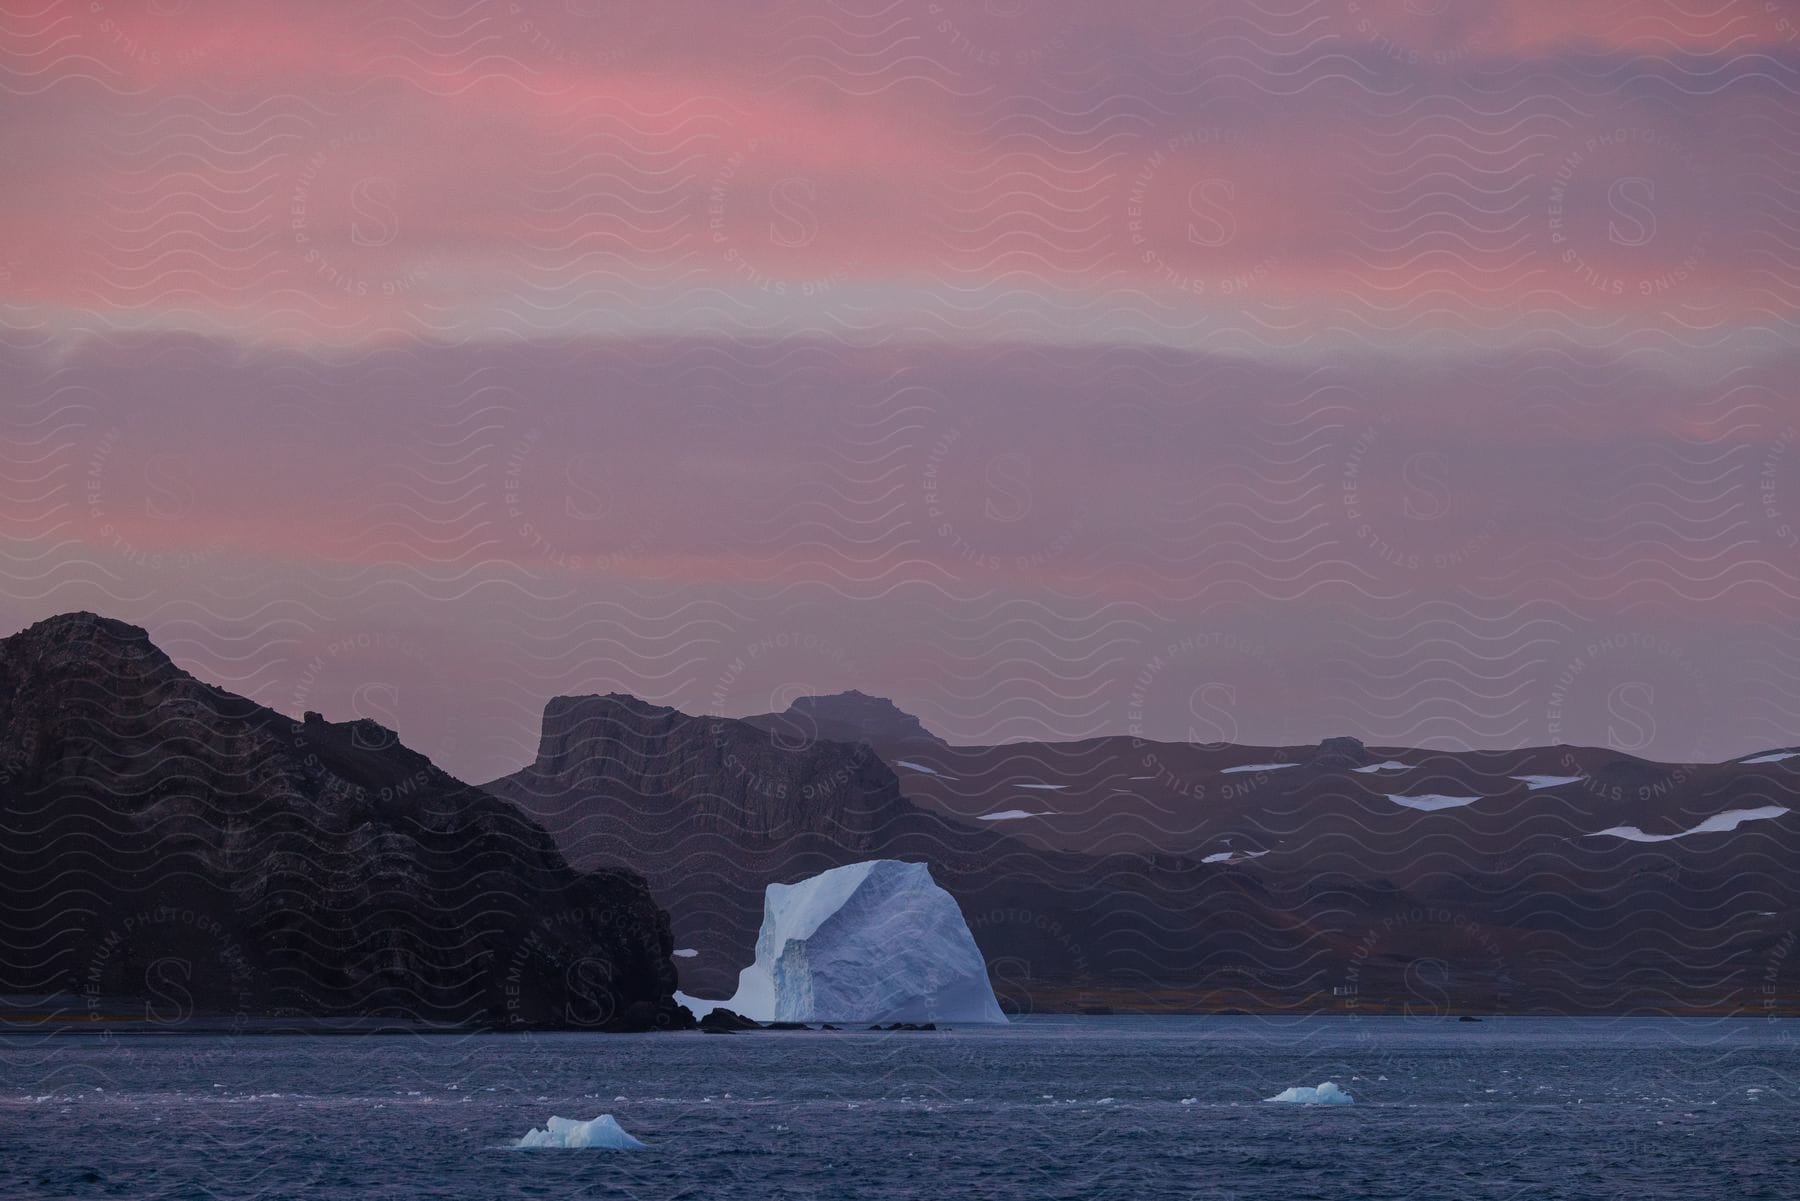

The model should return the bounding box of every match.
[3,1,1799,779]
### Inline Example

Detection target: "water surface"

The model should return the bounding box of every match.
[3,1016,1795,1199]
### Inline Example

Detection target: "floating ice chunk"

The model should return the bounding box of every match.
[977,809,1044,822]
[673,948,698,959]
[1220,762,1297,774]
[1015,783,1067,790]
[1589,806,1790,843]
[515,1114,646,1149]
[1264,1081,1354,1105]
[1387,794,1481,812]
[1513,774,1583,790]
[1741,751,1800,765]
[1201,849,1269,864]
[1352,761,1410,773]
[719,860,1007,1025]
[895,760,952,778]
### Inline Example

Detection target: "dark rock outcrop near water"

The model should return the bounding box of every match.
[0,613,687,1030]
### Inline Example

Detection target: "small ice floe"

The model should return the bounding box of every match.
[1201,850,1269,865]
[673,949,698,959]
[895,760,951,778]
[1387,794,1480,812]
[977,809,1045,822]
[1589,806,1790,843]
[1741,751,1800,766]
[1513,774,1583,790]
[1016,783,1067,791]
[1220,762,1297,774]
[1264,1081,1354,1105]
[515,1115,646,1149]
[1352,761,1410,773]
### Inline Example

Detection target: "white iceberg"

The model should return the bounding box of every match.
[1589,806,1790,843]
[1513,774,1583,790]
[515,1114,646,1149]
[1741,751,1800,765]
[1387,793,1480,812]
[1220,762,1297,774]
[1352,761,1410,773]
[1264,1081,1354,1105]
[685,860,1006,1025]
[977,809,1045,822]
[1015,782,1067,790]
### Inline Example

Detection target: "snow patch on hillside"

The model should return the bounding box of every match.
[1387,794,1481,812]
[1513,774,1583,789]
[1590,806,1790,843]
[1201,849,1269,865]
[895,760,951,777]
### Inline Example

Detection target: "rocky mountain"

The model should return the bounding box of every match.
[491,693,1800,1015]
[488,696,1434,1012]
[0,613,686,1030]
[742,689,946,755]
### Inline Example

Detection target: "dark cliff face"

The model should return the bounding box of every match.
[527,693,912,850]
[742,690,947,756]
[0,612,686,1030]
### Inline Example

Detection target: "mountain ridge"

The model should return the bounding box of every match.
[0,612,688,1030]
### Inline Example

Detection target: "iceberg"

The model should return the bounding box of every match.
[687,860,1007,1025]
[515,1114,646,1149]
[1264,1081,1354,1105]
[977,809,1045,822]
[1352,761,1410,773]
[1220,762,1297,774]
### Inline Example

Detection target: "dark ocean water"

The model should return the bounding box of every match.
[2,1016,1796,1200]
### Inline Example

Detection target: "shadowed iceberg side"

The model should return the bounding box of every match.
[680,860,1007,1025]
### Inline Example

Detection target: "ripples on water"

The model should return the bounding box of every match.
[2,1017,1796,1200]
